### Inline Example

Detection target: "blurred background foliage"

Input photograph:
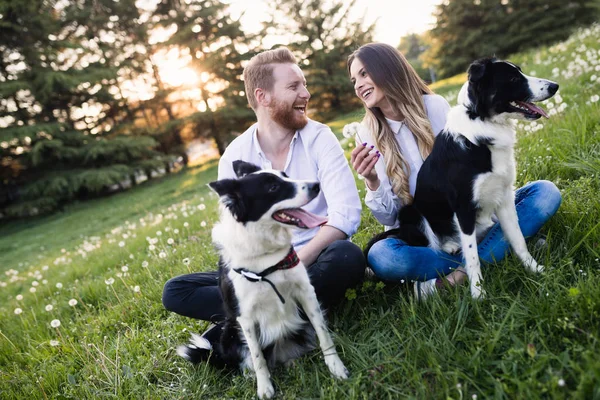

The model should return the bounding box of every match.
[0,0,597,218]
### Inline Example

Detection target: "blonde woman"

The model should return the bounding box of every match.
[347,43,561,298]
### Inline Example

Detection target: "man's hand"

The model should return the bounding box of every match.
[296,225,347,266]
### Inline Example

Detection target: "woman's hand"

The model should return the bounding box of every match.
[350,143,381,191]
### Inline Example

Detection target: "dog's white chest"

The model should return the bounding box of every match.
[473,146,515,207]
[229,269,306,346]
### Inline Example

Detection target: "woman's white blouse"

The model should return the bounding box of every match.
[360,94,451,229]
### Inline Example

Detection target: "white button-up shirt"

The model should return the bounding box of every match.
[218,119,362,249]
[360,94,451,229]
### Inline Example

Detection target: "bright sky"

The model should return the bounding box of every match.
[226,0,442,46]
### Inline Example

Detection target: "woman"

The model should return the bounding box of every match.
[347,43,561,298]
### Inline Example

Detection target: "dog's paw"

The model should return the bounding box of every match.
[470,282,486,300]
[521,253,544,273]
[325,354,349,380]
[526,260,544,273]
[256,379,275,399]
[442,241,461,254]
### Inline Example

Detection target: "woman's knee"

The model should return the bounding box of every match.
[531,180,562,218]
[367,239,411,280]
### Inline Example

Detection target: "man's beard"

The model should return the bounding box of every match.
[269,99,308,130]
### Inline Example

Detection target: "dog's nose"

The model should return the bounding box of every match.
[548,82,559,96]
[308,182,320,196]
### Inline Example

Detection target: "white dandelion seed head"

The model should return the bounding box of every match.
[167,238,174,245]
[590,94,599,103]
[142,261,149,268]
[558,378,565,387]
[456,383,462,389]
[133,285,140,293]
[105,277,115,285]
[159,251,167,259]
[118,241,125,247]
[129,254,134,259]
[472,395,477,400]
[342,122,361,138]
[156,231,162,236]
[45,304,53,312]
[49,339,60,347]
[149,244,156,251]
[68,299,78,306]
[50,319,61,328]
[29,287,37,293]
[14,308,23,315]
[183,258,190,265]
[200,221,207,227]
[184,222,189,227]
[198,204,206,210]
[56,282,63,289]
[16,294,23,301]
[32,281,39,287]
[116,272,123,278]
[42,265,49,271]
[174,229,179,234]
[121,265,129,272]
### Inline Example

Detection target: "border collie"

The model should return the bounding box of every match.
[365,58,559,299]
[177,160,348,399]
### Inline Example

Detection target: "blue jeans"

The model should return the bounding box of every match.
[367,180,562,282]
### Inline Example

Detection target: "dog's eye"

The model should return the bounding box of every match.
[269,184,279,193]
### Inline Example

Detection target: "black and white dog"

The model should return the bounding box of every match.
[177,161,348,399]
[365,58,559,299]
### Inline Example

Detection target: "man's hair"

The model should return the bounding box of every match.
[243,47,297,111]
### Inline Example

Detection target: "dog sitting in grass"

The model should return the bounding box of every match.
[177,160,348,399]
[364,58,559,299]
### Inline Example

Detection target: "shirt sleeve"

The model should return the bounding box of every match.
[316,128,362,237]
[426,95,451,137]
[364,154,402,227]
[217,149,236,180]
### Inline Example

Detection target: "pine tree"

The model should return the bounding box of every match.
[398,33,433,83]
[146,0,257,155]
[266,0,376,119]
[0,0,173,218]
[426,0,599,79]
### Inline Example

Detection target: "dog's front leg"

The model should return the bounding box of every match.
[295,282,349,379]
[459,229,486,299]
[237,316,274,399]
[496,196,543,273]
[455,210,486,299]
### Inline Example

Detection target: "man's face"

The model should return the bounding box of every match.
[267,63,311,130]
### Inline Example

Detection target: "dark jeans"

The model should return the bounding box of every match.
[162,240,366,322]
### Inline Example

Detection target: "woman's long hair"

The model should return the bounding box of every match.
[348,43,435,204]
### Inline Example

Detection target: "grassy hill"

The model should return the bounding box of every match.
[0,24,599,399]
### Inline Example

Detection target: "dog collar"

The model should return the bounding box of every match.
[233,247,299,304]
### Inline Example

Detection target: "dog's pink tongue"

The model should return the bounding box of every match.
[285,209,328,229]
[517,101,549,118]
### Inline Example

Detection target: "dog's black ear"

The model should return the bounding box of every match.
[232,160,261,178]
[466,58,496,120]
[207,179,247,222]
[468,59,489,83]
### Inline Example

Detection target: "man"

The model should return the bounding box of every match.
[162,47,365,325]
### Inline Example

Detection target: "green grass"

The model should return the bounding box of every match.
[1,24,600,399]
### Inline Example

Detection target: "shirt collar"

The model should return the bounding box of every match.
[385,117,405,135]
[252,125,300,158]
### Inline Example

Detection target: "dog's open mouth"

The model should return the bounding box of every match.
[272,208,328,229]
[508,100,549,119]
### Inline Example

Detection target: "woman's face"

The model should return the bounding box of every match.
[349,57,386,109]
